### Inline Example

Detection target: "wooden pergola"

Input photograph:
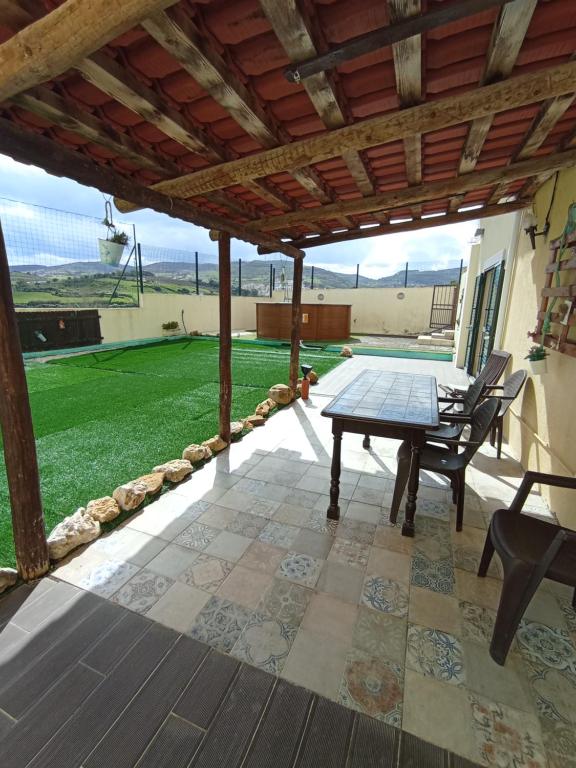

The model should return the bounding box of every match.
[0,0,575,579]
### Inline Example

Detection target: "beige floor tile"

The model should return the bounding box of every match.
[91,528,167,567]
[217,566,274,610]
[317,561,364,604]
[345,501,381,525]
[367,547,411,585]
[291,529,333,559]
[524,588,568,630]
[463,640,534,713]
[237,540,286,575]
[204,531,252,561]
[146,543,200,580]
[456,569,502,611]
[146,582,210,633]
[373,525,414,555]
[302,593,358,643]
[197,506,238,529]
[282,628,350,701]
[409,586,461,635]
[403,669,478,763]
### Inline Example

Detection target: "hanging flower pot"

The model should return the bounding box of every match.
[525,344,548,375]
[98,238,126,266]
[528,357,547,375]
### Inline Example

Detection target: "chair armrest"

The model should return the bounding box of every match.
[531,528,576,584]
[440,437,480,448]
[510,471,576,512]
[484,384,504,391]
[438,413,472,424]
[438,396,463,403]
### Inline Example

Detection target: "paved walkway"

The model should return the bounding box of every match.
[3,357,573,767]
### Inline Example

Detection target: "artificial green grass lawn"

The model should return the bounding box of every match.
[0,339,342,568]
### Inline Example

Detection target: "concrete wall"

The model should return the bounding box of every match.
[99,293,263,343]
[273,286,435,336]
[497,168,576,528]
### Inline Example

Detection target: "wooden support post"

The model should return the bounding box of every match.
[290,255,304,396]
[0,222,49,580]
[218,231,232,444]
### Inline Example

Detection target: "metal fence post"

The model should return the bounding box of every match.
[195,251,199,295]
[137,243,144,295]
[404,262,409,287]
[269,264,273,297]
[355,263,359,288]
[272,267,276,292]
[311,265,315,290]
[238,258,242,296]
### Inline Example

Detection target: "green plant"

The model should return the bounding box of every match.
[107,230,130,246]
[525,344,548,361]
[162,320,180,331]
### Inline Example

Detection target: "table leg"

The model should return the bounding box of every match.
[327,424,342,520]
[362,434,371,450]
[402,439,421,537]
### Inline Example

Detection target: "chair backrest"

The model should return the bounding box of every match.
[463,397,501,462]
[499,370,528,416]
[475,350,511,388]
[461,376,486,416]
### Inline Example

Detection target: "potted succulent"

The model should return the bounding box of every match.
[98,202,130,266]
[525,344,548,374]
[162,320,181,337]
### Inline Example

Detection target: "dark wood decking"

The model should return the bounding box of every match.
[0,579,480,768]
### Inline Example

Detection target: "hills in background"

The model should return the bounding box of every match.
[10,259,461,288]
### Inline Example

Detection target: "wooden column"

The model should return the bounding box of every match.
[289,255,304,396]
[0,223,49,579]
[218,231,232,444]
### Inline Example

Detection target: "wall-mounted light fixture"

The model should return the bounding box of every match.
[524,212,550,250]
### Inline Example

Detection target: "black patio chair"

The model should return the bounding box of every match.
[487,369,528,458]
[439,349,511,399]
[390,397,500,531]
[478,471,576,665]
[425,376,485,447]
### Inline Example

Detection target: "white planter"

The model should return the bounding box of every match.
[162,328,180,337]
[98,239,125,266]
[529,357,547,375]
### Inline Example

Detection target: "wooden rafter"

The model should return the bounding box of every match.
[282,0,510,83]
[0,0,179,102]
[252,149,576,232]
[389,0,423,220]
[0,117,303,258]
[458,0,538,174]
[114,59,576,209]
[515,94,576,160]
[259,0,375,200]
[258,201,527,252]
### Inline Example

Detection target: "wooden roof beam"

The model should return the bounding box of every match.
[0,0,179,102]
[390,0,423,219]
[459,0,537,174]
[258,201,527,252]
[260,0,376,197]
[515,94,576,160]
[251,148,576,232]
[282,0,510,83]
[113,60,576,210]
[0,118,302,258]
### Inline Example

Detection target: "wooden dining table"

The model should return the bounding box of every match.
[321,369,439,536]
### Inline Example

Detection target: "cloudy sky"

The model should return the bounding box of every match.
[0,153,477,276]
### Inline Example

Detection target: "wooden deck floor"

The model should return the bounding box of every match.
[0,578,479,768]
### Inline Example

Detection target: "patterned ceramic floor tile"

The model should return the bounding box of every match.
[256,579,312,626]
[187,595,252,652]
[335,519,376,546]
[173,522,220,551]
[339,649,403,726]
[524,657,576,725]
[225,511,268,538]
[557,597,576,632]
[417,498,451,521]
[258,521,300,548]
[237,541,286,575]
[352,606,407,665]
[517,620,576,675]
[469,693,547,768]
[460,600,497,646]
[410,552,455,595]
[413,518,452,560]
[178,554,233,593]
[231,613,297,674]
[328,537,369,569]
[361,575,409,618]
[76,560,140,599]
[304,509,339,535]
[275,552,323,588]
[539,716,576,768]
[111,569,174,614]
[407,623,466,687]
